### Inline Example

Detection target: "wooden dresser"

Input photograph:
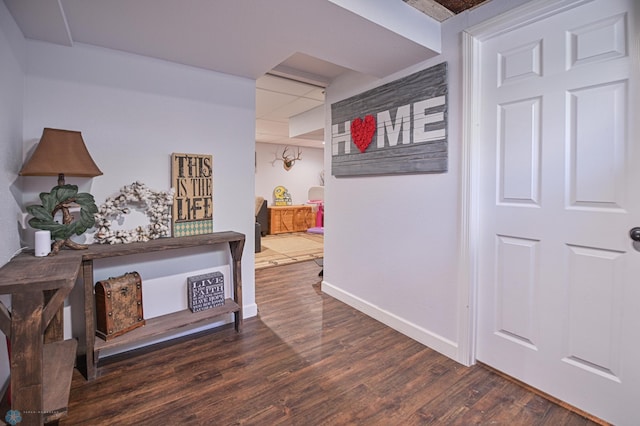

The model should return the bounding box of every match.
[268,205,314,234]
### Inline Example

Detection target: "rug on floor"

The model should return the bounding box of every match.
[255,232,323,269]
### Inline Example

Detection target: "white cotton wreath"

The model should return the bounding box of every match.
[93,181,175,244]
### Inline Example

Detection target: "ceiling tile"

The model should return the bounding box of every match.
[255,90,297,118]
[256,75,320,97]
[304,87,326,102]
[256,119,289,136]
[263,98,324,121]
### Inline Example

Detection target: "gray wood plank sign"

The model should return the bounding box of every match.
[331,62,448,177]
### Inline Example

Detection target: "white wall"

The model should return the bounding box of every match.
[322,0,531,363]
[255,142,324,206]
[0,0,26,397]
[0,2,25,265]
[19,40,257,350]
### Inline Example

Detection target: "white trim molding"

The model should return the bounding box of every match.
[456,29,482,367]
[467,0,595,42]
[322,280,458,360]
[243,302,258,319]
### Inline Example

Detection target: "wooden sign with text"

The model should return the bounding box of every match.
[187,271,225,312]
[171,153,213,237]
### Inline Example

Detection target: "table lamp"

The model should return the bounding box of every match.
[20,128,103,255]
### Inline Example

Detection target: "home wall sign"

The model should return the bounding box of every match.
[331,62,448,177]
[171,153,213,237]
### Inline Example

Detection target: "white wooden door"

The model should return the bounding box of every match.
[475,0,640,424]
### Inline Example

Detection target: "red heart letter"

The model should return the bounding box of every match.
[351,115,376,153]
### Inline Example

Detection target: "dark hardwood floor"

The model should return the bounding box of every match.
[61,260,600,425]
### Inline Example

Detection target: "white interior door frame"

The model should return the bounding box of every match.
[457,0,595,366]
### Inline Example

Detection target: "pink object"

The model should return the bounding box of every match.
[308,199,324,228]
[316,204,324,227]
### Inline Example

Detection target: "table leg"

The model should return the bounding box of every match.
[82,260,97,380]
[10,291,45,425]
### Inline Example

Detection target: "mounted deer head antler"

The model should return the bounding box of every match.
[272,146,302,171]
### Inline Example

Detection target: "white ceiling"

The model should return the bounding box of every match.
[256,73,326,149]
[3,0,448,149]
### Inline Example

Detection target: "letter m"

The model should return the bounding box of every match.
[377,104,410,148]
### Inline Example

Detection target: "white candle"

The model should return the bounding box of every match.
[34,230,51,257]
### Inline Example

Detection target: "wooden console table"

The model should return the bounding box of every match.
[0,231,244,423]
[0,251,80,425]
[268,205,314,234]
[81,232,245,380]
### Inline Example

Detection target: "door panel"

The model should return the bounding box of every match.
[565,244,624,381]
[499,98,541,204]
[568,81,627,209]
[475,0,639,424]
[495,235,539,350]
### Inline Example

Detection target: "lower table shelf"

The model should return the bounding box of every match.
[94,299,240,355]
[81,232,245,380]
[43,339,77,423]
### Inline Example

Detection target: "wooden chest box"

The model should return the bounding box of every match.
[95,271,145,341]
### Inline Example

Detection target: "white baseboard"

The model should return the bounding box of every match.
[321,280,459,361]
[243,302,258,319]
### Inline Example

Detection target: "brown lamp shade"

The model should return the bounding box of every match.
[19,128,103,178]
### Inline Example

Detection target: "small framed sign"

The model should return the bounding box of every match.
[171,152,213,237]
[187,271,225,312]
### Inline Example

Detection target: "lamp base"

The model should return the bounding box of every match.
[50,238,88,256]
